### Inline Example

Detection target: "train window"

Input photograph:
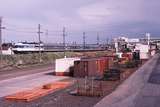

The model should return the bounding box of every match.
[14,45,24,48]
[19,46,24,48]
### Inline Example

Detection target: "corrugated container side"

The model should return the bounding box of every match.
[122,53,133,60]
[74,61,87,77]
[74,57,111,78]
[87,60,97,77]
[140,52,149,60]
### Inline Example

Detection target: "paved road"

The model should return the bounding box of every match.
[0,70,68,98]
[0,63,54,81]
[0,62,69,98]
[95,54,160,107]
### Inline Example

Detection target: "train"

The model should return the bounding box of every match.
[9,42,108,54]
[12,42,44,54]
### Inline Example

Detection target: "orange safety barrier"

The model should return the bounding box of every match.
[5,82,71,102]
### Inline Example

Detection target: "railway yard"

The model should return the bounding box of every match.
[0,1,160,106]
[0,61,140,107]
[0,42,159,107]
[0,50,154,107]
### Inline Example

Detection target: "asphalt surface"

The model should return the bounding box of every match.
[0,70,68,98]
[1,55,160,107]
[0,63,54,81]
[95,54,160,107]
[148,56,160,84]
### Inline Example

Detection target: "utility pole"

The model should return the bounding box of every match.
[106,38,109,44]
[0,17,5,66]
[146,33,150,46]
[83,32,86,50]
[63,27,66,58]
[97,33,100,45]
[45,30,48,49]
[37,24,43,62]
[115,38,118,54]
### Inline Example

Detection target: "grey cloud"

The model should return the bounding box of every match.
[0,0,160,43]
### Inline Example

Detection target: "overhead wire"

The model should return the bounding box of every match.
[2,22,137,43]
[5,28,36,34]
[3,21,37,30]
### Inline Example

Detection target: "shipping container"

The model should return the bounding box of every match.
[150,49,156,56]
[74,57,111,78]
[134,44,149,53]
[132,51,140,60]
[122,52,133,60]
[134,44,150,60]
[104,69,121,81]
[116,52,123,58]
[54,57,80,76]
[140,52,149,60]
[119,57,129,65]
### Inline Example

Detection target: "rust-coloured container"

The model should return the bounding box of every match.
[122,52,133,60]
[97,56,115,69]
[119,57,129,64]
[74,57,110,78]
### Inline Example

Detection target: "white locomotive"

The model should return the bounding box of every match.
[12,42,44,54]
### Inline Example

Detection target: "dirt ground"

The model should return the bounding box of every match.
[0,78,120,107]
[0,60,146,107]
[0,66,138,107]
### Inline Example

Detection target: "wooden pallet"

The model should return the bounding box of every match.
[5,82,71,102]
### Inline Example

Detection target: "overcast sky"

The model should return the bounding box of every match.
[0,0,160,43]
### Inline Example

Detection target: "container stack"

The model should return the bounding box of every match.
[54,56,115,78]
[134,44,150,60]
[74,56,114,78]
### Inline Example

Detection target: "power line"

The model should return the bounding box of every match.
[3,20,134,33]
[3,24,128,36]
[3,22,133,34]
[3,22,37,30]
[1,18,144,44]
[5,28,36,33]
[46,30,61,33]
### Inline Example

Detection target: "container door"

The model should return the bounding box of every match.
[84,61,88,77]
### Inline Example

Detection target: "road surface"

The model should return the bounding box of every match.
[0,69,68,98]
[0,63,54,81]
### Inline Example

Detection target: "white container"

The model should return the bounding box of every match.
[116,52,123,58]
[2,48,14,55]
[55,57,80,76]
[150,50,156,56]
[140,52,149,60]
[135,44,149,53]
[134,44,150,60]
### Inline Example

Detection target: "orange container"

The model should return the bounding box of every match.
[74,57,110,78]
[122,52,133,60]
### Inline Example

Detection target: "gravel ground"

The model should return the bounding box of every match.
[0,63,143,107]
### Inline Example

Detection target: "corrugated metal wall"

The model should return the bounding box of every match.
[74,57,114,78]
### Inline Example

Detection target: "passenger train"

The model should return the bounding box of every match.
[12,42,44,54]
